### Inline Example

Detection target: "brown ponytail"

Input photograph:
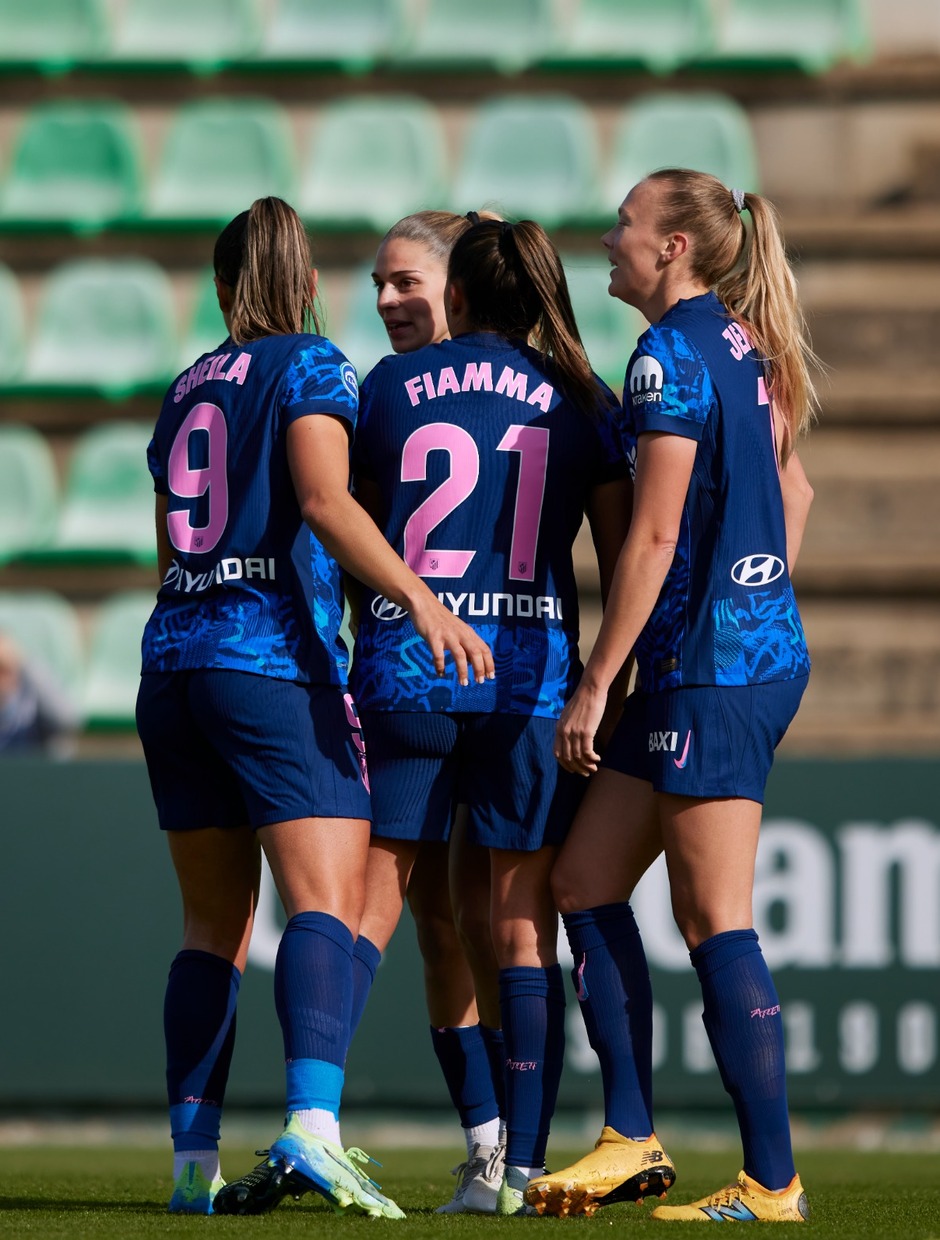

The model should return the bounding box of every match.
[213,197,321,344]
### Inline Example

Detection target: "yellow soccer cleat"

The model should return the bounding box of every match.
[650,1170,810,1222]
[524,1127,676,1218]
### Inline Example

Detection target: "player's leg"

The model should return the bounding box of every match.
[651,678,809,1224]
[526,692,673,1219]
[351,835,419,1034]
[138,671,259,1214]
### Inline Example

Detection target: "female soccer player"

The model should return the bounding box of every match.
[355,209,508,1215]
[525,170,816,1224]
[350,214,631,1215]
[135,197,491,1217]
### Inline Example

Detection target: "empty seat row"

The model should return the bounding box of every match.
[0,0,872,77]
[0,92,759,234]
[0,588,154,728]
[0,251,644,398]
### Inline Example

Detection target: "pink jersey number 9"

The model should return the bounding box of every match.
[166,402,229,554]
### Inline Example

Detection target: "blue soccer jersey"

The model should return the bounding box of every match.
[141,333,359,685]
[351,331,626,717]
[624,291,810,692]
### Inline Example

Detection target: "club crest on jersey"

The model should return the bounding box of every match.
[731,554,785,587]
[341,362,358,400]
[371,595,408,622]
[629,355,663,406]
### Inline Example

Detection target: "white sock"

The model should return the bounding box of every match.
[294,1108,342,1146]
[465,1119,501,1157]
[511,1163,543,1181]
[173,1149,221,1182]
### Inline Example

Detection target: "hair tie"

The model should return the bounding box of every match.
[465,210,481,226]
[731,187,746,213]
[499,220,513,236]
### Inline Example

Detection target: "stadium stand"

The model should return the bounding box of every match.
[0,101,143,232]
[298,96,448,230]
[21,259,177,398]
[0,589,86,710]
[43,422,157,564]
[390,0,557,74]
[708,0,872,73]
[0,425,60,563]
[258,0,412,72]
[0,0,109,73]
[561,255,647,392]
[0,264,25,385]
[107,0,263,73]
[145,98,296,224]
[603,92,761,208]
[82,589,156,727]
[542,0,715,74]
[450,94,603,226]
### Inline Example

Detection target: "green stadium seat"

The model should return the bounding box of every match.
[0,590,85,710]
[259,0,411,71]
[298,96,447,230]
[0,0,108,73]
[49,422,156,564]
[450,94,603,228]
[0,426,60,563]
[0,101,143,232]
[391,0,556,72]
[146,98,295,224]
[544,0,714,74]
[23,259,177,398]
[710,0,871,73]
[179,270,229,371]
[334,261,394,381]
[83,590,155,727]
[108,0,263,72]
[0,264,25,384]
[562,253,647,393]
[604,93,761,209]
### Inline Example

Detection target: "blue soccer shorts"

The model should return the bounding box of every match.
[602,675,809,803]
[359,710,585,851]
[137,669,371,830]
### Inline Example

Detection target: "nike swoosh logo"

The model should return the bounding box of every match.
[673,731,692,769]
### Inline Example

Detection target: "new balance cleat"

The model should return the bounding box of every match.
[435,1141,506,1214]
[168,1161,225,1214]
[496,1164,541,1216]
[212,1155,299,1215]
[525,1128,676,1218]
[651,1170,809,1223]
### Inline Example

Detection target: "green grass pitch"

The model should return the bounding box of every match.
[0,1144,937,1238]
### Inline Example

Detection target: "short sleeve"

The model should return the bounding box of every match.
[281,339,359,430]
[147,430,167,495]
[625,324,715,442]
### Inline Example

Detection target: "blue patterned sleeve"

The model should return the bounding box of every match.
[626,324,715,441]
[281,338,359,430]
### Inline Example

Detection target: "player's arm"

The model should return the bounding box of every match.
[154,493,173,583]
[556,431,696,775]
[584,476,634,747]
[288,413,494,685]
[778,449,814,574]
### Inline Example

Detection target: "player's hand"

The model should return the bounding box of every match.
[409,594,495,685]
[555,681,608,776]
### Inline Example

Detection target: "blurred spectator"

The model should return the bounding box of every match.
[0,631,79,757]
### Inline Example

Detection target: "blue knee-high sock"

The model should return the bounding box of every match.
[349,934,382,1040]
[691,929,795,1190]
[274,911,354,1118]
[499,965,566,1169]
[563,903,654,1138]
[479,1024,506,1120]
[164,949,240,1152]
[430,1025,499,1129]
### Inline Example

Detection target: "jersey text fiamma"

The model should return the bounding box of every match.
[404,362,554,412]
[173,350,252,403]
[163,555,276,593]
[437,590,563,621]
